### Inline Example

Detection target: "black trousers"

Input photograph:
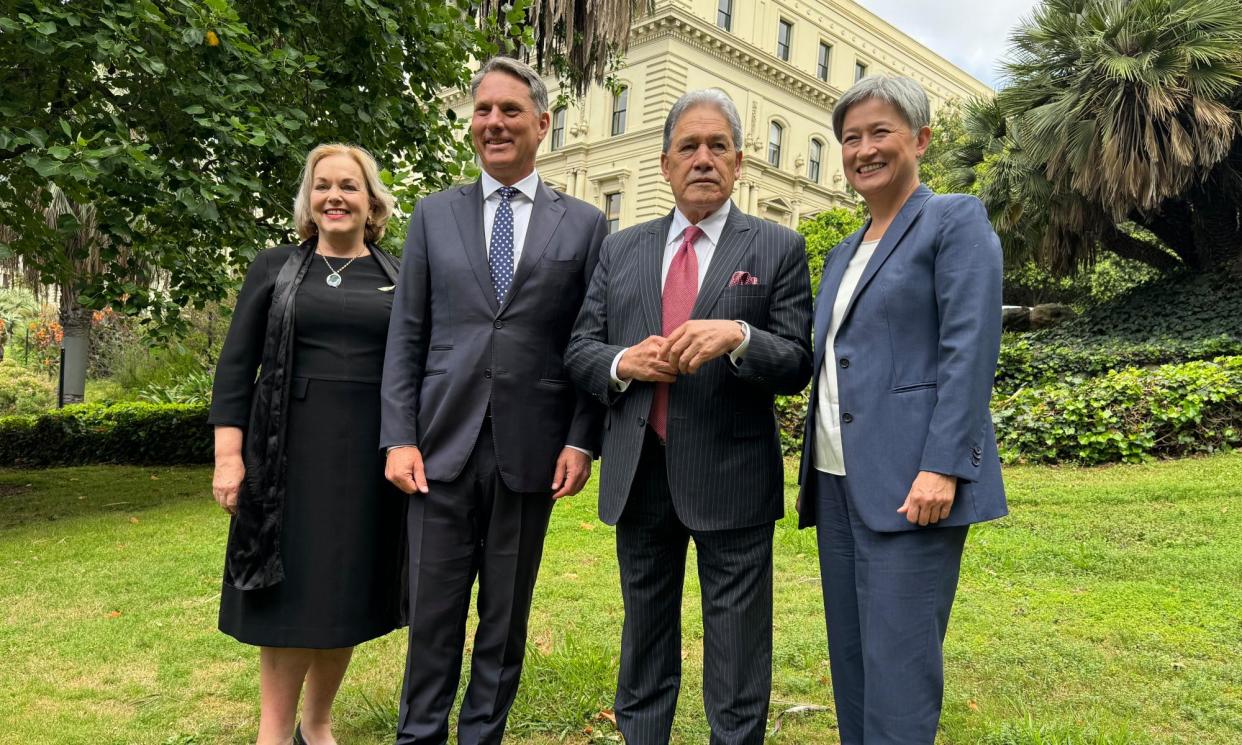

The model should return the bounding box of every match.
[615,432,774,745]
[395,418,555,745]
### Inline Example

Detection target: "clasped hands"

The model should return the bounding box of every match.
[617,320,744,382]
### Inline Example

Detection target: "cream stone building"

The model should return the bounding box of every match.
[452,0,992,230]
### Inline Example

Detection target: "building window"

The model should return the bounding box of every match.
[717,0,732,31]
[776,19,792,61]
[550,106,566,151]
[611,87,628,136]
[605,193,622,233]
[855,61,868,82]
[817,42,831,81]
[768,122,783,167]
[808,138,823,182]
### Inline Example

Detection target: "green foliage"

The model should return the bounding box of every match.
[0,0,490,333]
[0,402,211,467]
[1034,270,1242,345]
[1001,255,1161,308]
[796,206,866,287]
[993,357,1242,465]
[139,370,214,405]
[0,358,56,415]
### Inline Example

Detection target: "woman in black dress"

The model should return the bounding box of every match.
[210,143,406,745]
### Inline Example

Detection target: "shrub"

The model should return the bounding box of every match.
[0,358,56,415]
[139,371,214,405]
[995,334,1242,396]
[798,206,866,287]
[0,402,211,467]
[992,357,1242,465]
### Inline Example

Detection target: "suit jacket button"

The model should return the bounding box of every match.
[484,369,492,379]
[493,320,504,329]
[842,412,854,423]
[839,357,849,368]
[637,417,646,427]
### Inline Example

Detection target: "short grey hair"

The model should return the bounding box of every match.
[470,56,549,115]
[662,89,744,153]
[831,75,930,143]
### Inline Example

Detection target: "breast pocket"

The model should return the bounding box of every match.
[715,286,770,324]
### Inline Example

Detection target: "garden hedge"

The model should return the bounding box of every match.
[0,402,211,467]
[993,356,1242,465]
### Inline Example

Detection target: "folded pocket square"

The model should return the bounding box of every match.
[377,285,395,292]
[729,271,759,286]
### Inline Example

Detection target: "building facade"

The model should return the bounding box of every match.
[452,0,992,230]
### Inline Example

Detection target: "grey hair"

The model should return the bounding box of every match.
[831,75,930,143]
[662,89,744,153]
[470,56,549,115]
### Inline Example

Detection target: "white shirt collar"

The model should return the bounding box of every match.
[481,169,541,202]
[667,200,732,247]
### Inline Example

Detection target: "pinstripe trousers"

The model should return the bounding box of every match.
[615,432,774,745]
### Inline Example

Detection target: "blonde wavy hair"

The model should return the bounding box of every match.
[293,143,396,243]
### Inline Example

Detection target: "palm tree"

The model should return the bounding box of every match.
[477,0,652,96]
[953,0,1242,273]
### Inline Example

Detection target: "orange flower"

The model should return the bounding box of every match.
[205,30,220,47]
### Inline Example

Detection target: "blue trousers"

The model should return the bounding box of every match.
[815,471,968,745]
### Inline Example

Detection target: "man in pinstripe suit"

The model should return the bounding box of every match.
[565,90,813,745]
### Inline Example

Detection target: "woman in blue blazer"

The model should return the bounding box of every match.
[797,76,1007,744]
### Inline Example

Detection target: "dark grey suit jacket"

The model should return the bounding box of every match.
[797,185,1008,531]
[565,203,813,530]
[380,179,607,492]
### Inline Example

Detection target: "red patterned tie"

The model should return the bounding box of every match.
[650,225,703,441]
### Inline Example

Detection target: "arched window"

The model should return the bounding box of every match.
[808,138,823,182]
[768,122,784,167]
[550,106,566,150]
[611,87,629,136]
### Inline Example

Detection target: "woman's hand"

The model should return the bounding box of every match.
[897,471,957,526]
[213,456,244,514]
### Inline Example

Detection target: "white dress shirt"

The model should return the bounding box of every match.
[814,238,880,476]
[610,201,750,390]
[481,169,541,265]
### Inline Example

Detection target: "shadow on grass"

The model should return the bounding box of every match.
[0,464,209,530]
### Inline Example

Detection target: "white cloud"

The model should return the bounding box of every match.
[852,0,1040,89]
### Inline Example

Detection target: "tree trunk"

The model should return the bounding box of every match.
[1098,225,1182,273]
[1188,176,1242,271]
[1136,201,1199,268]
[58,289,89,405]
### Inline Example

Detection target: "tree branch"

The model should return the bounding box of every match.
[1099,224,1182,273]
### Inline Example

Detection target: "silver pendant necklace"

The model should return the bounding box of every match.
[321,250,364,287]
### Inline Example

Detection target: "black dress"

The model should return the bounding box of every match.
[211,248,405,648]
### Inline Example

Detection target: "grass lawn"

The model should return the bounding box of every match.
[1,454,1239,744]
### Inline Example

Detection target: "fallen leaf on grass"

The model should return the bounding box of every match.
[596,709,617,726]
[107,611,122,618]
[771,703,830,733]
[968,700,980,712]
[579,522,595,531]
[129,517,140,524]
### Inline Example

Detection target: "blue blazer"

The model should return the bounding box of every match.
[797,185,1008,532]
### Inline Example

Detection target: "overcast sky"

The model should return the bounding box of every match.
[853,0,1041,89]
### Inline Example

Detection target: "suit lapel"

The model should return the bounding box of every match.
[691,202,753,319]
[450,180,499,315]
[837,184,933,328]
[500,180,566,315]
[642,214,674,336]
[814,228,864,371]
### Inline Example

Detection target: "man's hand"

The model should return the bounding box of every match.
[897,471,957,526]
[663,320,744,374]
[617,335,678,382]
[550,447,592,500]
[386,446,430,495]
[212,455,244,515]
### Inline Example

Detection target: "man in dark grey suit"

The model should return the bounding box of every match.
[565,90,813,745]
[380,57,607,745]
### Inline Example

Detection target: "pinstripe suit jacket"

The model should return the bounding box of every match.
[565,203,813,530]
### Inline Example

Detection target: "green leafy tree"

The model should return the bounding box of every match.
[797,207,866,288]
[947,0,1242,276]
[0,0,639,402]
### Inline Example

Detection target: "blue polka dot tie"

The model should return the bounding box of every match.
[489,186,518,302]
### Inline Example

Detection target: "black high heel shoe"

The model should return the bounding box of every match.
[292,723,308,745]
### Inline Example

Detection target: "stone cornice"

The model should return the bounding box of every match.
[633,7,841,111]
